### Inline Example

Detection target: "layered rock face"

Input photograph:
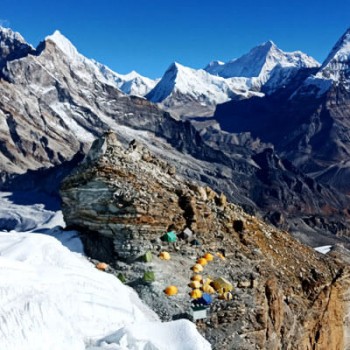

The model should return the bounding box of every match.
[61,132,223,261]
[60,132,350,349]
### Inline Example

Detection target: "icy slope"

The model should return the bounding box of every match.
[0,197,211,350]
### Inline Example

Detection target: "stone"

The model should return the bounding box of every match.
[237,280,251,288]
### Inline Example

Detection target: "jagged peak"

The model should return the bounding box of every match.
[259,40,277,50]
[167,61,185,71]
[0,26,28,44]
[321,27,350,69]
[45,30,79,59]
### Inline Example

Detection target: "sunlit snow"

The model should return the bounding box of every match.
[0,194,211,350]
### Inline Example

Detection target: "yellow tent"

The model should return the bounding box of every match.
[202,284,215,294]
[202,277,213,286]
[188,280,201,289]
[203,253,214,261]
[159,251,171,260]
[190,289,202,299]
[191,274,202,282]
[164,285,178,296]
[212,277,233,292]
[192,264,203,273]
[216,252,225,260]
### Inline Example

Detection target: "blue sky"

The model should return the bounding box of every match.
[1,0,349,78]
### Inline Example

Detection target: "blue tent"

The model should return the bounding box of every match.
[193,293,212,306]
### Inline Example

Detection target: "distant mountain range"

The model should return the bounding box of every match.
[214,28,350,194]
[0,25,350,246]
[146,41,320,118]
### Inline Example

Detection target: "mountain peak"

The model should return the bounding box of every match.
[205,41,319,81]
[260,40,277,50]
[321,28,350,68]
[0,26,27,43]
[168,61,184,71]
[316,27,350,86]
[45,30,79,59]
[0,26,33,69]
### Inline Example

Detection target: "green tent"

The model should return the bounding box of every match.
[162,231,177,242]
[143,251,153,263]
[143,271,155,283]
[117,273,126,283]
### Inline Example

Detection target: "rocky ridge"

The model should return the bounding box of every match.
[61,132,350,350]
[0,27,350,243]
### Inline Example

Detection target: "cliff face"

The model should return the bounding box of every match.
[60,132,350,349]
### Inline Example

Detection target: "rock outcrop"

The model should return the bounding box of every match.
[0,27,350,242]
[60,132,350,350]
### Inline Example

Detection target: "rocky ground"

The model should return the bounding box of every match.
[60,132,350,349]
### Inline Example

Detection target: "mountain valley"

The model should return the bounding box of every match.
[1,25,350,349]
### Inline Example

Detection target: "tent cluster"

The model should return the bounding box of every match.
[189,252,234,304]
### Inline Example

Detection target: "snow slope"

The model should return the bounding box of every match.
[0,195,211,350]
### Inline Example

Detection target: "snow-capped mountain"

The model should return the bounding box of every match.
[28,30,156,98]
[94,62,158,96]
[146,62,261,117]
[289,28,350,99]
[0,27,34,69]
[0,25,350,249]
[214,27,350,194]
[145,42,319,118]
[205,41,320,93]
[317,27,350,85]
[296,27,350,97]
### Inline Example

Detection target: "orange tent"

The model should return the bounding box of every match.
[96,262,109,271]
[197,258,208,266]
[164,285,178,296]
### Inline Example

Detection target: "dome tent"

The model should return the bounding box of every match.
[212,277,233,293]
[159,251,171,260]
[162,231,177,243]
[164,285,178,296]
[193,293,212,306]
